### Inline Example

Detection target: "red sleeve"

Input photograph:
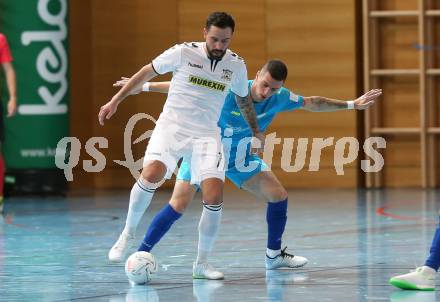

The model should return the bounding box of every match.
[0,34,13,63]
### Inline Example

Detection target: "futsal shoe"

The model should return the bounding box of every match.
[265,247,308,270]
[389,266,436,291]
[192,262,224,280]
[108,232,135,263]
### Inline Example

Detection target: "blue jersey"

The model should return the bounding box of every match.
[219,80,303,168]
[219,80,303,145]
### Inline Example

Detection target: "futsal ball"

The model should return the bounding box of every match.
[125,251,158,284]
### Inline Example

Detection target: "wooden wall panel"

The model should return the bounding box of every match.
[372,0,418,11]
[266,0,358,188]
[435,77,440,127]
[433,20,440,70]
[383,137,421,187]
[435,139,440,183]
[69,0,94,189]
[377,18,419,69]
[430,0,440,10]
[363,0,436,188]
[379,77,420,128]
[70,1,178,190]
[91,1,178,190]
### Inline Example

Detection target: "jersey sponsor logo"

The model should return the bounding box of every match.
[221,69,233,81]
[188,75,226,92]
[289,92,299,102]
[231,111,265,119]
[188,62,203,69]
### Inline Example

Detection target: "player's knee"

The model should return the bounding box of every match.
[268,186,288,202]
[140,171,163,186]
[202,188,223,205]
[141,161,167,184]
[201,178,223,204]
[169,199,187,214]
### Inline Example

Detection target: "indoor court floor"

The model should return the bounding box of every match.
[1,187,439,301]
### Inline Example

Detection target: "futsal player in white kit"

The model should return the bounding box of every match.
[98,12,263,278]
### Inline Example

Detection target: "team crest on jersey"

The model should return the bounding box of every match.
[188,75,226,92]
[221,69,233,82]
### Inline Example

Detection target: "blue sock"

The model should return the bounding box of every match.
[138,204,182,252]
[425,216,440,271]
[266,199,288,251]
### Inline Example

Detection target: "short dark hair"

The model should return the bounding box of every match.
[262,60,288,81]
[205,12,235,33]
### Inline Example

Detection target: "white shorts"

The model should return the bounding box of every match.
[143,122,225,185]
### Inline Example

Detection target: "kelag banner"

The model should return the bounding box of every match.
[0,0,69,169]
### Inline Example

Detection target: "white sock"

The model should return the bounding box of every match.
[422,266,437,276]
[122,177,155,236]
[196,202,222,264]
[266,248,281,258]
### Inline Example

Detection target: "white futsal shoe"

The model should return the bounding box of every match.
[108,232,135,263]
[265,247,308,270]
[192,262,224,280]
[389,266,436,291]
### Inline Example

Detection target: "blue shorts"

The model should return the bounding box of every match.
[177,154,268,189]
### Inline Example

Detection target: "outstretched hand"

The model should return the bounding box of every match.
[98,100,119,126]
[113,77,129,87]
[99,76,142,125]
[113,77,142,95]
[354,89,382,110]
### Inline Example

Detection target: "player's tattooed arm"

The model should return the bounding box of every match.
[302,96,350,112]
[302,89,382,112]
[235,94,260,135]
[113,78,170,94]
[235,94,265,153]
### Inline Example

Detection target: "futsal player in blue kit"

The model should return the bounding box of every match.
[114,60,382,279]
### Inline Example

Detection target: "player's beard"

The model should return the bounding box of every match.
[207,46,226,60]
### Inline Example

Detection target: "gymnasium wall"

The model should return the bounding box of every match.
[69,0,359,190]
[363,0,440,188]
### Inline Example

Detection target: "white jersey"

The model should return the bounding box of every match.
[151,42,248,136]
